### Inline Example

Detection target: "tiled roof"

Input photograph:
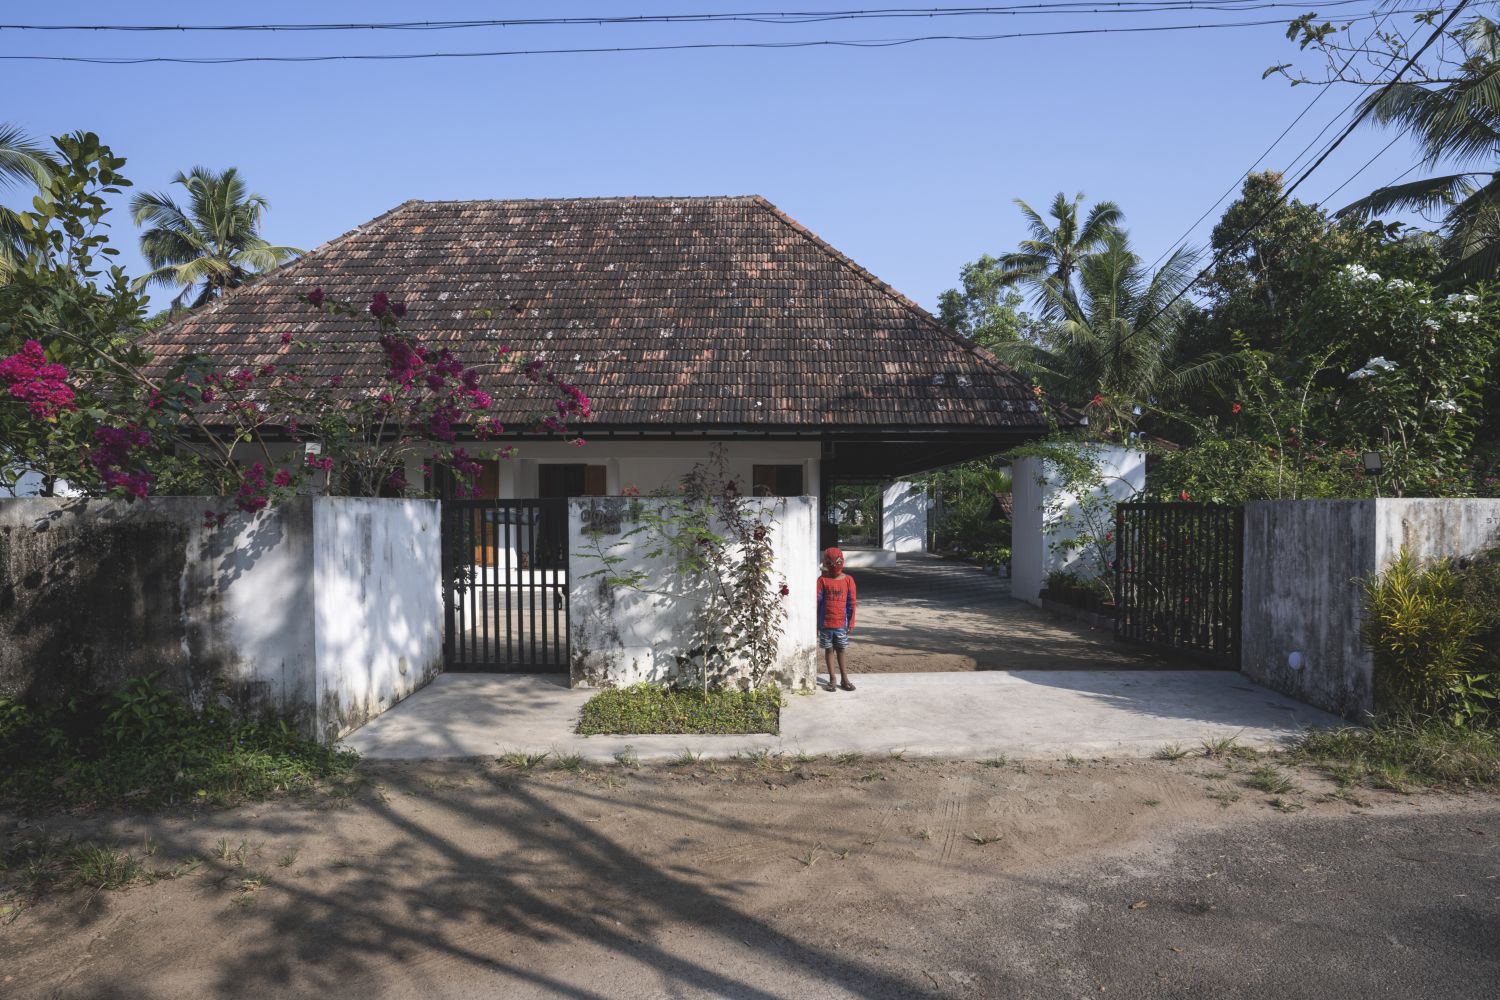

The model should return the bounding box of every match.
[144,196,1052,432]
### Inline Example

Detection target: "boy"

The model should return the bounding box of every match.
[815,547,857,691]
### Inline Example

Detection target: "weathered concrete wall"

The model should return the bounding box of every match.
[1011,445,1146,604]
[0,497,442,741]
[1242,499,1500,721]
[881,481,927,554]
[569,496,818,690]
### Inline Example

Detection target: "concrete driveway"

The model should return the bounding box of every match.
[854,553,1167,672]
[344,670,1341,762]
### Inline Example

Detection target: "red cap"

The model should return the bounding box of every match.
[822,547,845,567]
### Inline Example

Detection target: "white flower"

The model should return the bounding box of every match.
[1428,399,1461,413]
[1343,263,1381,283]
[1453,311,1476,324]
[1348,356,1398,380]
[1387,278,1415,291]
[1423,318,1441,331]
[1445,293,1479,305]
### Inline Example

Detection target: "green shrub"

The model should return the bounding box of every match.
[577,683,782,736]
[0,678,358,812]
[1363,549,1498,725]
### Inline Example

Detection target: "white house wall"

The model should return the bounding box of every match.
[881,481,928,553]
[569,495,819,690]
[470,440,822,500]
[1011,445,1146,604]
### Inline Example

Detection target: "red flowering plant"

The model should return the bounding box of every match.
[4,288,590,512]
[1,134,591,511]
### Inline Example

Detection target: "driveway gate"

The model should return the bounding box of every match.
[1113,502,1243,667]
[442,498,569,671]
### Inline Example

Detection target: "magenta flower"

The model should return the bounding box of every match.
[370,291,391,318]
[0,340,76,420]
[306,287,325,308]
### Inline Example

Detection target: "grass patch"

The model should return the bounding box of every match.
[0,679,358,813]
[576,683,781,736]
[1287,718,1500,790]
[1244,766,1298,795]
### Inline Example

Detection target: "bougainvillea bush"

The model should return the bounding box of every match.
[0,133,589,509]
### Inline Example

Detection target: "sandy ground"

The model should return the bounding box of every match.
[2,756,1496,999]
[852,558,1167,673]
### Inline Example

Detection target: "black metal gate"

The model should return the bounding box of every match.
[442,498,569,671]
[1114,502,1243,668]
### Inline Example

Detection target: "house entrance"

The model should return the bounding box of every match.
[441,498,569,671]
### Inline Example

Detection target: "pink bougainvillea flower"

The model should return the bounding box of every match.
[279,332,293,345]
[571,437,586,447]
[1231,403,1242,414]
[200,387,216,404]
[0,340,76,421]
[1179,490,1191,502]
[370,291,391,318]
[391,300,407,319]
[1090,393,1104,407]
[273,469,292,487]
[306,287,325,308]
[779,583,790,597]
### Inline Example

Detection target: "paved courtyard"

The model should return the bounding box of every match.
[855,553,1164,672]
[346,554,1340,761]
[345,671,1340,761]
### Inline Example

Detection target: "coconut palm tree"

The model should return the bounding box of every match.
[0,123,59,278]
[1340,17,1500,284]
[130,166,303,309]
[999,230,1224,433]
[996,192,1123,317]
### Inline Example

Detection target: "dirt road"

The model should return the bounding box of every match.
[3,756,1496,999]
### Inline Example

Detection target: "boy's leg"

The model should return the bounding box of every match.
[823,648,838,688]
[836,634,853,689]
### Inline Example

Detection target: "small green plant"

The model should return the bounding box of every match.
[1244,766,1298,795]
[498,750,551,771]
[796,844,824,868]
[613,746,640,769]
[68,844,144,891]
[981,755,1009,768]
[553,753,586,773]
[1141,798,1161,807]
[1153,743,1189,761]
[670,750,703,766]
[965,832,1003,846]
[1200,735,1252,761]
[276,851,299,869]
[833,752,864,765]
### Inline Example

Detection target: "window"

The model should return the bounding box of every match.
[539,463,608,498]
[752,464,805,497]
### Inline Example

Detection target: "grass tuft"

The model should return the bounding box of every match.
[498,750,551,771]
[1244,766,1298,796]
[577,684,781,736]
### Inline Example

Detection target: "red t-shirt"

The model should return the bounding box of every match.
[816,573,857,629]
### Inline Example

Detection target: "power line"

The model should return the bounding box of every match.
[1145,0,1413,271]
[0,10,1419,65]
[0,1,1382,33]
[1086,0,1471,384]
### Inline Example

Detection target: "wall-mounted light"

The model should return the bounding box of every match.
[1361,451,1383,476]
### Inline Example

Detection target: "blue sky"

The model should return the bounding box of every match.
[1,1,1429,312]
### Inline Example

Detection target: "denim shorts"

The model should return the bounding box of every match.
[817,627,850,651]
